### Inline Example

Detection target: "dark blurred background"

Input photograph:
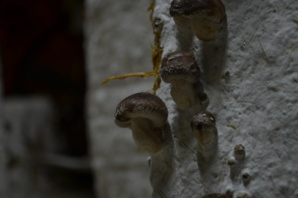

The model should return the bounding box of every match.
[0,0,94,197]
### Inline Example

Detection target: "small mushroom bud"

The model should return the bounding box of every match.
[170,0,226,41]
[227,157,236,167]
[114,92,168,154]
[234,144,246,161]
[191,111,218,160]
[227,156,239,180]
[202,193,228,198]
[241,169,252,186]
[225,187,234,198]
[160,51,204,110]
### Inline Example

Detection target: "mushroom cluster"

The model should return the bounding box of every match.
[112,0,253,197]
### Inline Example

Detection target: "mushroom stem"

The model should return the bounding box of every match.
[196,126,218,161]
[200,17,228,84]
[191,112,218,163]
[170,81,201,110]
[176,29,194,51]
[149,123,174,197]
[227,156,239,180]
[130,118,163,153]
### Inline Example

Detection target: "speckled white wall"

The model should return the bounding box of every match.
[151,0,298,197]
[85,0,298,197]
[85,1,154,197]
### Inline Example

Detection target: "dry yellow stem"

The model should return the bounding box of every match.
[147,0,155,14]
[149,0,163,93]
[151,43,163,92]
[101,0,163,94]
[101,70,159,85]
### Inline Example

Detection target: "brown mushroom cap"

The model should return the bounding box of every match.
[170,0,215,16]
[114,92,168,129]
[234,144,245,155]
[160,51,200,84]
[191,111,216,131]
[191,111,217,149]
[170,0,226,21]
[170,0,226,41]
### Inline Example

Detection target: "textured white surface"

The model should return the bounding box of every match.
[150,0,298,197]
[86,0,298,197]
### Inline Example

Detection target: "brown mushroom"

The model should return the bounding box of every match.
[160,51,207,110]
[191,111,218,160]
[114,92,168,153]
[241,169,252,186]
[170,0,192,32]
[234,144,246,161]
[170,0,226,41]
